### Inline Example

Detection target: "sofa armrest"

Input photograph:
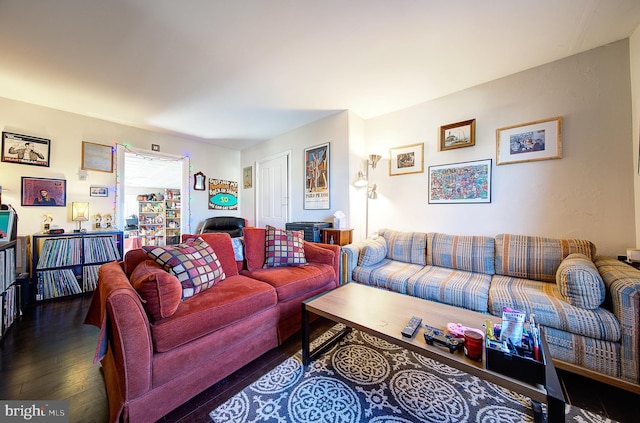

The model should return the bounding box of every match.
[595,256,640,382]
[341,237,385,283]
[304,241,341,286]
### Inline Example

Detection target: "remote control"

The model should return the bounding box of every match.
[401,316,422,338]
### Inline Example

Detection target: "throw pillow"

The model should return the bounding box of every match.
[143,237,226,299]
[264,225,307,268]
[130,260,182,320]
[358,236,387,266]
[556,253,605,310]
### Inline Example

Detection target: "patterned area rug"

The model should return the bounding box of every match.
[210,325,616,423]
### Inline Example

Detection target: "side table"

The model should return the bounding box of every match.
[321,228,353,246]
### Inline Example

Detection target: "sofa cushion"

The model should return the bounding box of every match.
[358,236,387,266]
[184,232,240,277]
[242,263,334,302]
[427,232,495,275]
[143,237,226,299]
[353,259,423,294]
[495,234,596,282]
[379,229,428,265]
[151,275,277,352]
[406,265,492,313]
[130,260,182,320]
[488,274,620,342]
[243,227,267,271]
[556,253,605,310]
[264,225,307,267]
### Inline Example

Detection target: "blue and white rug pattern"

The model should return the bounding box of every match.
[210,325,616,423]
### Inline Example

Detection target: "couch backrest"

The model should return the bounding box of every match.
[379,229,427,265]
[427,232,495,275]
[495,233,596,282]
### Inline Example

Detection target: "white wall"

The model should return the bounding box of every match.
[363,40,634,257]
[631,26,640,246]
[0,97,239,236]
[240,111,351,227]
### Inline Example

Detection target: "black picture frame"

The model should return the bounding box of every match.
[90,186,109,197]
[2,132,51,167]
[194,171,206,191]
[21,177,67,206]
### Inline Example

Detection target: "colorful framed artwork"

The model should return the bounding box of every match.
[243,166,253,189]
[1,132,51,167]
[389,143,424,176]
[496,116,562,165]
[428,159,492,204]
[440,119,476,151]
[82,141,113,172]
[304,142,330,209]
[21,177,67,206]
[90,186,109,197]
[209,179,238,210]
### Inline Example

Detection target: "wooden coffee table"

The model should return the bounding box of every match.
[302,283,565,423]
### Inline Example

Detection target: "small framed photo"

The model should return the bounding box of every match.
[193,171,206,191]
[429,159,492,204]
[440,119,476,151]
[90,186,109,197]
[2,132,51,167]
[243,166,253,189]
[496,116,562,165]
[82,141,113,173]
[389,143,424,176]
[21,177,66,206]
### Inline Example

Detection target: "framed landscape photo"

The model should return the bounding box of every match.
[1,132,51,167]
[90,186,108,197]
[428,159,492,204]
[304,142,330,209]
[21,177,66,206]
[389,143,424,176]
[496,116,562,165]
[82,141,113,172]
[440,119,476,151]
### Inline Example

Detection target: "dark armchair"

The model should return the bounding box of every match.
[199,216,246,238]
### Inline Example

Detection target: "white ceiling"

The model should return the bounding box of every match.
[1,0,639,151]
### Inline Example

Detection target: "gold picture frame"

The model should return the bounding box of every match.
[389,143,424,176]
[496,116,562,165]
[440,119,476,151]
[81,141,113,173]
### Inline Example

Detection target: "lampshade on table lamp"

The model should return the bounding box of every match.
[72,202,89,232]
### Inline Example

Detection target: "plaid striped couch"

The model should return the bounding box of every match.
[342,229,640,390]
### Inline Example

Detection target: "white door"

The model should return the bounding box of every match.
[256,153,289,228]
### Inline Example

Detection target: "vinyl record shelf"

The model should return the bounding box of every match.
[31,231,123,301]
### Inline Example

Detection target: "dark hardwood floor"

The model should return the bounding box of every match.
[1,296,639,423]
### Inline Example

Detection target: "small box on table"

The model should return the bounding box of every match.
[485,338,545,385]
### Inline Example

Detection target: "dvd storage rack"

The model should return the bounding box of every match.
[31,231,123,301]
[1,239,20,341]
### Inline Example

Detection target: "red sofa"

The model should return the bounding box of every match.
[84,230,340,423]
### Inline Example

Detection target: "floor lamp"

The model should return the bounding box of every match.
[354,154,381,238]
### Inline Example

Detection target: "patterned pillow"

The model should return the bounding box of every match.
[556,253,605,310]
[143,237,226,299]
[264,225,307,268]
[130,260,182,320]
[358,236,387,266]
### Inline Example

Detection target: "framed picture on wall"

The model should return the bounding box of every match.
[243,166,253,189]
[1,132,51,167]
[496,116,562,165]
[90,186,109,197]
[428,159,492,204]
[304,142,330,209]
[389,143,424,176]
[82,141,113,172]
[21,177,67,206]
[439,119,476,151]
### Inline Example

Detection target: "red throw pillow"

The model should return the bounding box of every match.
[130,260,182,321]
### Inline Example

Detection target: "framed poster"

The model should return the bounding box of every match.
[82,141,113,172]
[1,132,51,167]
[304,142,330,209]
[21,177,67,206]
[428,159,492,204]
[243,166,253,189]
[209,179,238,210]
[389,143,424,176]
[496,117,562,165]
[90,186,109,197]
[440,119,476,151]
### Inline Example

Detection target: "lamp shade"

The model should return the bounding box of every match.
[72,202,89,221]
[354,171,368,187]
[368,184,378,200]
